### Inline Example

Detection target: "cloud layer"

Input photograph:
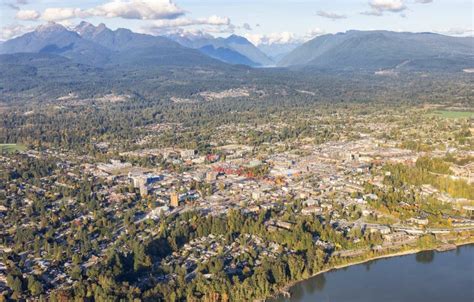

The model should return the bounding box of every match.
[0,24,34,40]
[245,28,325,46]
[14,0,186,22]
[143,15,234,35]
[361,0,434,16]
[316,10,347,20]
[88,0,184,20]
[148,16,230,29]
[15,9,40,20]
[362,0,407,16]
[42,8,88,22]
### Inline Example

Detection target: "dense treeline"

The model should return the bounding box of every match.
[2,54,474,105]
[0,99,360,151]
[37,206,387,302]
[385,157,474,200]
[2,96,471,155]
[2,67,473,155]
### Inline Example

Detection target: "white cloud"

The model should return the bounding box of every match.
[88,0,184,20]
[15,9,40,20]
[203,15,230,26]
[245,28,326,46]
[415,0,433,3]
[304,28,325,40]
[438,27,474,36]
[363,0,407,16]
[205,24,236,34]
[244,32,296,46]
[143,15,233,35]
[148,15,229,28]
[316,10,347,20]
[371,0,406,11]
[158,27,213,38]
[42,8,89,22]
[0,24,34,40]
[33,0,184,22]
[243,33,266,45]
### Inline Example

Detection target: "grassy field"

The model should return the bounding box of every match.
[0,144,27,153]
[431,110,474,119]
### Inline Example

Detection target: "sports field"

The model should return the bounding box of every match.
[431,110,474,119]
[0,144,27,153]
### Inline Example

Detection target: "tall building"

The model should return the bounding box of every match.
[206,171,218,183]
[139,184,148,197]
[130,174,163,188]
[181,149,197,160]
[170,191,179,207]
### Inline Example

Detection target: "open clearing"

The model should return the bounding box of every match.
[431,110,474,119]
[0,144,27,153]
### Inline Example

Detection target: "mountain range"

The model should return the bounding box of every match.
[0,22,224,68]
[0,23,473,73]
[167,32,274,67]
[0,22,275,68]
[279,30,474,72]
[258,42,302,63]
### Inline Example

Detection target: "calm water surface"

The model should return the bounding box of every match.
[271,244,474,302]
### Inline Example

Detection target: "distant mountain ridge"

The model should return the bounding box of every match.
[75,21,178,51]
[0,23,111,66]
[1,25,472,72]
[167,32,273,67]
[257,42,302,63]
[199,45,259,66]
[0,22,224,68]
[279,30,474,72]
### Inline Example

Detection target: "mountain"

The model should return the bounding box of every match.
[0,23,111,66]
[223,35,273,66]
[199,45,258,66]
[3,24,472,73]
[168,33,273,67]
[258,42,302,62]
[75,22,222,68]
[167,32,215,49]
[0,22,224,68]
[0,52,109,100]
[278,30,474,72]
[75,21,178,51]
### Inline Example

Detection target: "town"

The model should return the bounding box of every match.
[1,0,474,299]
[1,99,472,301]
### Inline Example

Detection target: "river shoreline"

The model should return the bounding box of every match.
[266,239,474,301]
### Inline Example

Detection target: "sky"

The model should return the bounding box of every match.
[0,0,473,43]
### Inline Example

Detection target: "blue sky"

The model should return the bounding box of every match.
[1,0,472,43]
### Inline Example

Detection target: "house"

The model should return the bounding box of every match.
[383,232,411,244]
[409,217,429,226]
[365,224,391,234]
[275,220,294,230]
[303,198,319,206]
[301,206,323,215]
[181,149,197,160]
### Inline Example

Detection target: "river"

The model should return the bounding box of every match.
[271,244,474,302]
